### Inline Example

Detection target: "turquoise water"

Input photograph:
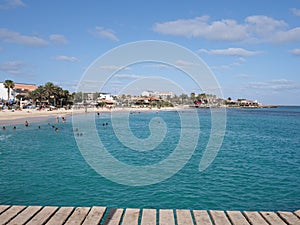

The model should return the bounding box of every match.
[0,107,299,211]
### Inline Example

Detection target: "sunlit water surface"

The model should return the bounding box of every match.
[0,106,299,211]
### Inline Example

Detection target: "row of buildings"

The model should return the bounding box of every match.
[1,81,268,108]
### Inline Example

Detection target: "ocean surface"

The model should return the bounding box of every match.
[0,106,299,211]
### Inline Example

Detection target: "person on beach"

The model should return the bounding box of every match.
[25,120,29,127]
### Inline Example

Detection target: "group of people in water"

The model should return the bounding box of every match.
[2,120,29,130]
[2,113,110,135]
[1,116,65,133]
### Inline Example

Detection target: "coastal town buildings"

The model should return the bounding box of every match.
[225,99,262,107]
[0,82,37,101]
[141,90,174,100]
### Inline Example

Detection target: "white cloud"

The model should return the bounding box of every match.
[143,64,173,69]
[99,65,131,71]
[91,26,119,41]
[0,0,25,10]
[238,57,246,62]
[0,28,48,46]
[289,48,300,56]
[153,15,300,43]
[199,48,262,57]
[274,27,300,43]
[53,55,79,62]
[245,15,287,37]
[246,79,300,91]
[210,57,244,70]
[235,74,251,78]
[291,8,300,16]
[153,16,247,41]
[49,34,68,45]
[113,74,145,79]
[175,59,199,67]
[210,64,231,70]
[0,61,25,74]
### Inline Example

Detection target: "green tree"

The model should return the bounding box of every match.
[190,92,196,103]
[179,93,188,105]
[43,82,56,105]
[29,85,45,105]
[4,79,15,101]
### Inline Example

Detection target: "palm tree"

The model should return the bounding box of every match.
[28,86,45,105]
[3,79,15,101]
[43,82,56,106]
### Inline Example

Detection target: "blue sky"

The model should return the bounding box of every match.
[0,0,300,105]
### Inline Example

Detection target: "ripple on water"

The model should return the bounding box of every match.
[0,107,299,211]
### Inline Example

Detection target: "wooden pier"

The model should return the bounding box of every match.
[0,205,299,225]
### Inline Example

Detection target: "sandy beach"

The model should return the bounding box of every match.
[0,106,183,126]
[0,108,72,126]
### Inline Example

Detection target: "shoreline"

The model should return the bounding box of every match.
[0,105,288,126]
[0,107,181,125]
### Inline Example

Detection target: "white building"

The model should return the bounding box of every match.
[98,93,114,101]
[0,82,15,101]
[0,82,37,101]
[141,90,174,100]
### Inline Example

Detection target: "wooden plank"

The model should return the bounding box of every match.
[7,206,42,225]
[226,211,250,225]
[209,210,231,225]
[278,211,300,225]
[26,206,58,225]
[104,208,124,225]
[244,211,269,225]
[82,206,106,225]
[176,209,193,225]
[0,205,26,225]
[0,205,10,215]
[261,211,288,225]
[141,209,156,225]
[4,206,37,225]
[45,207,74,225]
[193,210,213,225]
[295,210,300,218]
[64,207,90,225]
[122,208,140,225]
[159,209,174,225]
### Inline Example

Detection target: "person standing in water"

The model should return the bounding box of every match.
[25,120,29,127]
